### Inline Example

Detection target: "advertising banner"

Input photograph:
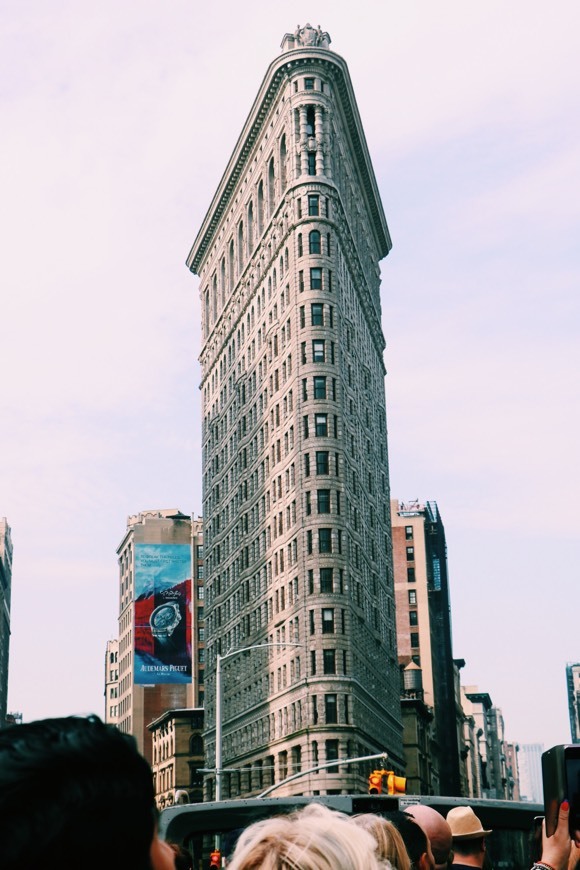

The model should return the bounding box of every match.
[134,543,192,684]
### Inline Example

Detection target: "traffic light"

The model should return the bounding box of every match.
[209,848,221,869]
[386,772,407,795]
[368,768,407,795]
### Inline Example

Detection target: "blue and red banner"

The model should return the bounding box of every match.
[134,543,192,684]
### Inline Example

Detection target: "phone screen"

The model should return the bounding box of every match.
[568,755,580,839]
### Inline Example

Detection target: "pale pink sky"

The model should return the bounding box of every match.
[2,0,579,750]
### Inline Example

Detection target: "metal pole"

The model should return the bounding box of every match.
[215,653,222,802]
[212,642,301,802]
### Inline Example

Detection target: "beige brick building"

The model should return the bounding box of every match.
[108,510,204,763]
[187,25,403,798]
[149,708,204,809]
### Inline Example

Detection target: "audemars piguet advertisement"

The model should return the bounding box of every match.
[134,543,192,684]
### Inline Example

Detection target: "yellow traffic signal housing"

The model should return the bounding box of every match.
[368,769,406,795]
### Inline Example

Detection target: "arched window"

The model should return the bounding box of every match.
[309,230,321,255]
[190,734,203,756]
[268,157,275,215]
[279,134,287,190]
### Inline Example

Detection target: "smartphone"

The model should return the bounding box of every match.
[542,744,580,838]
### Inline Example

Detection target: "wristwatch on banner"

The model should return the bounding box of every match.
[150,602,182,644]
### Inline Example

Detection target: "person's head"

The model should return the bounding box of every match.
[405,806,452,870]
[386,811,435,870]
[446,807,491,867]
[351,814,411,870]
[228,802,389,870]
[0,715,175,870]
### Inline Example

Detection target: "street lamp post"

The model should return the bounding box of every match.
[214,642,302,801]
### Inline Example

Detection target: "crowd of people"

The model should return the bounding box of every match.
[0,715,578,870]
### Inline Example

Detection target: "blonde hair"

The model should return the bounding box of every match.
[351,814,411,870]
[228,803,391,870]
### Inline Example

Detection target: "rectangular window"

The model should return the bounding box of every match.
[304,453,310,476]
[310,268,322,290]
[308,194,319,216]
[405,525,413,540]
[406,546,415,561]
[311,696,318,724]
[309,610,315,634]
[325,738,339,771]
[317,489,330,514]
[409,610,418,626]
[312,340,325,362]
[311,302,324,325]
[316,450,329,474]
[306,529,313,555]
[325,694,338,724]
[308,569,314,594]
[323,649,336,674]
[318,528,332,553]
[410,632,420,648]
[300,305,305,328]
[304,77,315,90]
[407,567,416,583]
[302,378,308,401]
[313,376,327,399]
[303,416,309,438]
[408,590,417,605]
[299,270,304,292]
[320,566,333,592]
[322,608,334,633]
[310,650,316,674]
[305,491,311,515]
[315,414,328,436]
[307,152,316,175]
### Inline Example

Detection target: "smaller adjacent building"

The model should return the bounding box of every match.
[566,662,580,743]
[104,638,120,727]
[461,687,519,800]
[518,743,543,802]
[149,708,204,809]
[106,510,204,763]
[392,499,460,796]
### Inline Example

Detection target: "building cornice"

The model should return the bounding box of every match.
[186,47,390,275]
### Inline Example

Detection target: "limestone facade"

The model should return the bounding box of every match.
[187,29,403,797]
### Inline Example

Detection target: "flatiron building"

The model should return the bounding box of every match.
[187,25,403,797]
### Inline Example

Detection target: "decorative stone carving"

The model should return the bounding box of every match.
[293,23,331,49]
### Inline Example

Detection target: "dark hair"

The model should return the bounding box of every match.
[385,811,429,868]
[0,715,157,870]
[453,837,485,857]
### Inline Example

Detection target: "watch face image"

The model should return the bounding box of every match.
[152,604,177,630]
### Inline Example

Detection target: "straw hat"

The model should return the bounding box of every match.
[446,807,492,840]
